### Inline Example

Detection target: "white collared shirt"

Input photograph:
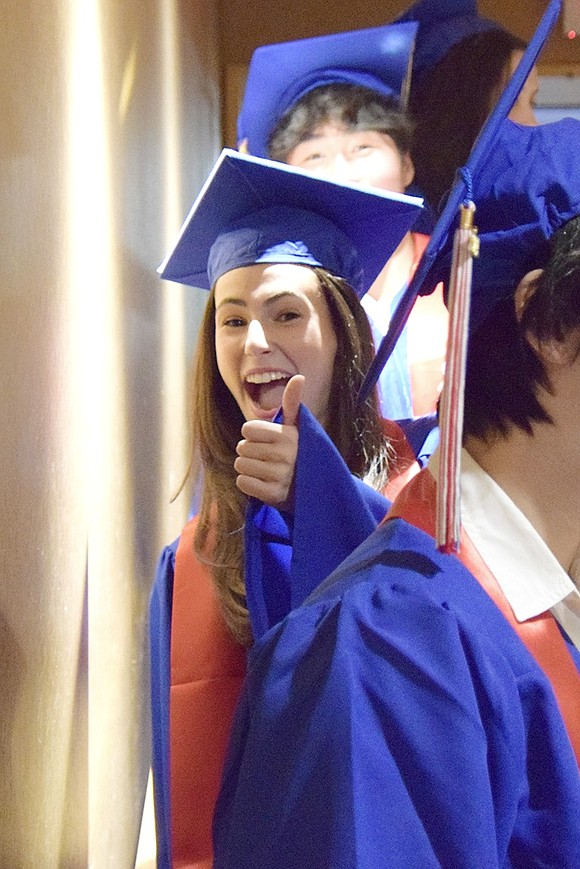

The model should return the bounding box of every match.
[428,448,580,652]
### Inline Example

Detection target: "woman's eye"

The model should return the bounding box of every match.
[222,316,245,328]
[277,310,300,322]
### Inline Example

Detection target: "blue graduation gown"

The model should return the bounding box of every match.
[244,404,390,640]
[149,406,390,866]
[214,518,580,868]
[149,540,177,869]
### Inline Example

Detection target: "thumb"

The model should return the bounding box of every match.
[282,374,305,427]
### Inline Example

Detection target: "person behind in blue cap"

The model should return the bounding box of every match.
[211,119,580,868]
[237,23,449,429]
[399,0,540,210]
[410,27,539,210]
[149,149,423,868]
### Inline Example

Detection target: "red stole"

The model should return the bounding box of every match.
[165,426,418,867]
[382,418,420,501]
[170,518,246,868]
[389,469,580,764]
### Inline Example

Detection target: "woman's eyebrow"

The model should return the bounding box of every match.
[263,291,300,305]
[215,296,246,310]
[216,290,299,310]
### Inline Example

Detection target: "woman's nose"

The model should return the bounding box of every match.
[244,318,270,355]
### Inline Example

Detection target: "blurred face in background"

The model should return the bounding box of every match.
[286,124,415,193]
[504,52,540,126]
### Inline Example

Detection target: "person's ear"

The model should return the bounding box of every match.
[516,268,577,366]
[402,152,415,189]
[514,269,542,322]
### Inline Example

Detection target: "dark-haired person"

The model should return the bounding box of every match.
[410,27,539,210]
[398,0,540,210]
[213,118,580,869]
[149,150,422,868]
[238,24,448,427]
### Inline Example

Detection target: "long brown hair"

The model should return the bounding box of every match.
[189,267,389,645]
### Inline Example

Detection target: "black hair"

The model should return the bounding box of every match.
[463,216,580,441]
[410,29,528,211]
[268,82,413,163]
[522,217,580,346]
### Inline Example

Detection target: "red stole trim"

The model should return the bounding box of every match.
[389,470,580,764]
[170,518,246,867]
[382,418,420,502]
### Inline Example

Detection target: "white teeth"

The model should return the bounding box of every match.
[245,371,289,384]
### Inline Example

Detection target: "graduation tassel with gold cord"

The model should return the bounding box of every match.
[436,191,479,553]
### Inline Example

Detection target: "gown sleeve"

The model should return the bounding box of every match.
[244,404,390,640]
[215,520,580,869]
[148,539,178,869]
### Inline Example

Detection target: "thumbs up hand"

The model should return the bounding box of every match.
[234,375,304,510]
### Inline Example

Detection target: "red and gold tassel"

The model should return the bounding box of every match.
[436,202,479,553]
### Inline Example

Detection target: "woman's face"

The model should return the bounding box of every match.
[506,52,539,126]
[214,263,337,425]
[285,124,414,193]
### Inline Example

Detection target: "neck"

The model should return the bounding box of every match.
[367,231,416,304]
[465,405,580,576]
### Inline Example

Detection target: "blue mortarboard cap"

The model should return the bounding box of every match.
[237,22,418,158]
[207,206,362,291]
[430,117,580,332]
[395,0,504,83]
[159,149,423,298]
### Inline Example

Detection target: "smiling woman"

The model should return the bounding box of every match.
[149,148,423,867]
[190,252,387,644]
[214,263,338,426]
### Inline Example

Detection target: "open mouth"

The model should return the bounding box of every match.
[244,370,292,412]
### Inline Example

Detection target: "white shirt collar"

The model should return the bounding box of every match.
[428,447,580,624]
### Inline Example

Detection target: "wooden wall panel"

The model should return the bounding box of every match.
[218,0,579,147]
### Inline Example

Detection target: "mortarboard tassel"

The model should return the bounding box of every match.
[436,194,479,553]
